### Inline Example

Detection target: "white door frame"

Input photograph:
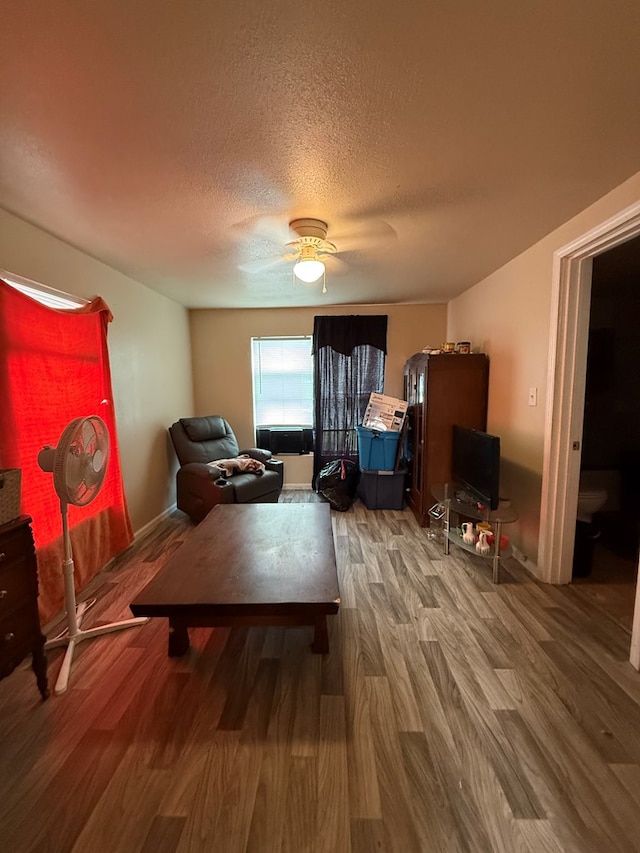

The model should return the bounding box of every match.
[538,200,640,669]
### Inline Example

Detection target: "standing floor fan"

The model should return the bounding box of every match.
[38,416,148,695]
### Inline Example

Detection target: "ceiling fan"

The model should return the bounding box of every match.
[285,219,337,291]
[237,216,396,292]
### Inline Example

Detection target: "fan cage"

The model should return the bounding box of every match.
[52,416,110,506]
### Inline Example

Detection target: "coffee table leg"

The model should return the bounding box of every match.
[168,620,190,656]
[311,615,329,654]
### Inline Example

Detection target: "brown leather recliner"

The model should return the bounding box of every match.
[169,416,284,522]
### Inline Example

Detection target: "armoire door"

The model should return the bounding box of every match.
[404,352,489,526]
[404,358,427,520]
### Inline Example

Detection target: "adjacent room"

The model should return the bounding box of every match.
[1,3,640,851]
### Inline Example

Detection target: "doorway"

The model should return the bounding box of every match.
[570,237,640,631]
[538,200,640,668]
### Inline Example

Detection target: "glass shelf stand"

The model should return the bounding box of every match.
[431,483,518,583]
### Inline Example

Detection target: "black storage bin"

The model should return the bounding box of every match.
[572,520,599,578]
[357,469,406,510]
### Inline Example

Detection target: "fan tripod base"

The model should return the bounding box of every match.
[45,598,148,695]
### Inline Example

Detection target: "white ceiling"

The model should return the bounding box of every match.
[2,2,640,309]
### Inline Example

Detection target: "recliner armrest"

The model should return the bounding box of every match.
[239,447,273,463]
[177,462,235,493]
[179,461,225,481]
[264,457,284,489]
[176,462,235,522]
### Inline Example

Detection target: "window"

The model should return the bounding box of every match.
[251,336,313,426]
[1,270,86,309]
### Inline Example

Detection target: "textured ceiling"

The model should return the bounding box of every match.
[1,1,640,308]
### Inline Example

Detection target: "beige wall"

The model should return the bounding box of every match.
[9,163,638,564]
[447,169,640,570]
[6,160,639,571]
[0,208,194,534]
[190,304,447,485]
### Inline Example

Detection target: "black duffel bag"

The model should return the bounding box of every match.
[316,459,360,511]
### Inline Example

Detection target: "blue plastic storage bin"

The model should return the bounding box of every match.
[356,426,401,471]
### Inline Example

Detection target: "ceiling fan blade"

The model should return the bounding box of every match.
[323,255,350,275]
[344,184,472,222]
[331,219,398,252]
[233,214,297,246]
[238,254,287,274]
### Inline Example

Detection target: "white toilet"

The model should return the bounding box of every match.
[577,470,608,524]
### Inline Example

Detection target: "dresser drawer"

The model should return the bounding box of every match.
[0,602,39,660]
[0,557,33,615]
[0,517,48,698]
[0,524,34,567]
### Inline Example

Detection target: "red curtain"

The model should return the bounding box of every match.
[0,279,133,623]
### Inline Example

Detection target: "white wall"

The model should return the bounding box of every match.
[0,208,194,534]
[447,169,640,570]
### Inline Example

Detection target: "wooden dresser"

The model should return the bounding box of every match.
[0,516,49,699]
[404,352,489,526]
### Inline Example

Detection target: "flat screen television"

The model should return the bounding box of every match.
[451,425,501,510]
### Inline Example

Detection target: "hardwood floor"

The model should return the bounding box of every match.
[571,518,639,633]
[2,491,640,852]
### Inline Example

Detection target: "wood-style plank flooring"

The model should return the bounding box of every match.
[2,491,640,852]
[572,537,638,632]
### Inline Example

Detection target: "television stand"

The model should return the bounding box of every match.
[452,487,480,508]
[432,483,518,583]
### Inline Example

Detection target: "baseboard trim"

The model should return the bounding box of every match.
[133,503,178,544]
[97,504,178,575]
[511,544,541,580]
[282,483,312,491]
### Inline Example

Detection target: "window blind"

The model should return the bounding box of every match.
[251,336,313,426]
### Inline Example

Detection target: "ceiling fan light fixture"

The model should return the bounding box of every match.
[293,257,325,283]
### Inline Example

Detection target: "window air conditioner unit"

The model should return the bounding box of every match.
[256,426,314,455]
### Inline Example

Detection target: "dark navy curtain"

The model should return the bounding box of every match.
[312,315,387,487]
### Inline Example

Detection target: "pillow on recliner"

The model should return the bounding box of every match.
[180,416,227,442]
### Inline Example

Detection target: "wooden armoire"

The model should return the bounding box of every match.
[404,352,489,526]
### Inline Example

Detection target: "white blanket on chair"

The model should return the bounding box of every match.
[210,454,265,477]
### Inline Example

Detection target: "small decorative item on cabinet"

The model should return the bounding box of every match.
[427,502,445,542]
[461,521,475,545]
[476,530,491,555]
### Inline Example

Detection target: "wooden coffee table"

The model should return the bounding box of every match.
[130,502,340,655]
